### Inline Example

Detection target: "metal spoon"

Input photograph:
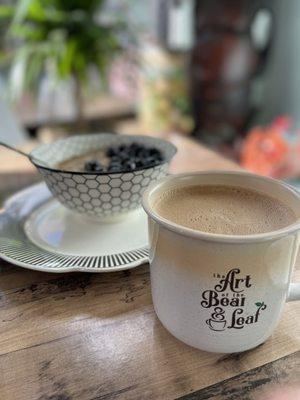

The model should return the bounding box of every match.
[0,141,49,167]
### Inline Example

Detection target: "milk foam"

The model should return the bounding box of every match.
[154,185,296,235]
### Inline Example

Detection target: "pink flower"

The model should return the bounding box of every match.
[240,120,289,177]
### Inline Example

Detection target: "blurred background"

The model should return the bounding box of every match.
[1,0,300,183]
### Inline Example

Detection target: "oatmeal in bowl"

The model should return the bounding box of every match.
[30,133,177,219]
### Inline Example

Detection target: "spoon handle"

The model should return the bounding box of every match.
[0,141,32,160]
[0,141,49,167]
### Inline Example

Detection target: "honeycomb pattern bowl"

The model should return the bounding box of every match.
[30,134,177,219]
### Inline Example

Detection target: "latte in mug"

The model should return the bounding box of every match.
[142,172,300,353]
[153,184,296,235]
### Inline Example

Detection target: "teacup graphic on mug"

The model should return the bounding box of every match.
[206,307,226,331]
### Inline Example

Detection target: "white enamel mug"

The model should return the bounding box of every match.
[142,171,300,353]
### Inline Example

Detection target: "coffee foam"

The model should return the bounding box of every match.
[153,185,296,235]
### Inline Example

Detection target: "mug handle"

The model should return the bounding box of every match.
[284,182,300,302]
[288,283,300,301]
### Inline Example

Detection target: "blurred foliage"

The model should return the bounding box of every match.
[0,5,13,65]
[0,0,126,99]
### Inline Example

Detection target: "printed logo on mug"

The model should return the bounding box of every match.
[202,268,266,331]
[142,171,300,353]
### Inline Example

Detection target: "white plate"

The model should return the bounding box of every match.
[0,183,149,273]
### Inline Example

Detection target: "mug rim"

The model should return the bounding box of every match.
[142,170,300,243]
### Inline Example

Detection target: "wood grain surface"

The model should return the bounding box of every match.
[0,132,299,400]
[179,351,300,400]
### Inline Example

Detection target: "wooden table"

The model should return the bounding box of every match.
[0,133,299,400]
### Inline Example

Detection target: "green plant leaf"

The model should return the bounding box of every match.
[4,0,131,98]
[0,5,14,19]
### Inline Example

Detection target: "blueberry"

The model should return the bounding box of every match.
[106,147,117,157]
[119,152,130,161]
[135,147,145,157]
[129,143,142,155]
[105,143,164,172]
[135,159,144,168]
[149,155,163,167]
[129,143,139,151]
[84,160,104,173]
[110,156,121,164]
[108,164,121,172]
[109,161,121,167]
[122,157,132,165]
[143,157,155,167]
[148,147,160,156]
[143,149,151,158]
[123,160,136,171]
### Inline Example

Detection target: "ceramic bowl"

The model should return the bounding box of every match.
[30,134,177,219]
